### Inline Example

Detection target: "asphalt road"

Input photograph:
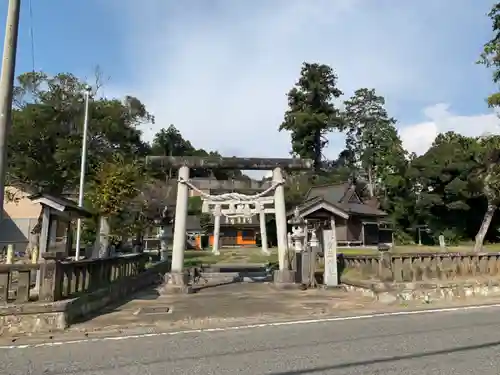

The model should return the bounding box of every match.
[2,306,500,374]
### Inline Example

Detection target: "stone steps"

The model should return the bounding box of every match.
[200,271,271,283]
[201,263,268,273]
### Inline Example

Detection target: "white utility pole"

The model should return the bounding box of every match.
[74,88,91,260]
[0,0,21,219]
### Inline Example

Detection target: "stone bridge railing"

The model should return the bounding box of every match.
[340,252,500,282]
[0,253,148,303]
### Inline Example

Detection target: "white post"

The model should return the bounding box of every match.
[75,88,91,260]
[273,167,287,270]
[324,216,338,287]
[212,204,221,255]
[259,205,269,255]
[171,166,189,273]
[35,207,51,293]
[5,244,13,264]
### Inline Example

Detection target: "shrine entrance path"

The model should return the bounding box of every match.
[67,283,377,335]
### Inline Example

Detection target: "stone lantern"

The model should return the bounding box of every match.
[288,207,307,252]
[287,206,308,283]
[156,205,174,261]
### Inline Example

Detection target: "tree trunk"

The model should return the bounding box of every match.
[367,166,374,198]
[474,202,497,252]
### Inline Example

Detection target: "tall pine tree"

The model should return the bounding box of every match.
[279,63,344,171]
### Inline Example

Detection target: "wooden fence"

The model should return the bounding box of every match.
[340,252,500,282]
[0,253,147,303]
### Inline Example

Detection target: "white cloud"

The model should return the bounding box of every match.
[400,104,500,155]
[106,0,497,162]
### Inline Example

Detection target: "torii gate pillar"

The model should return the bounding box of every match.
[164,165,192,293]
[147,156,313,293]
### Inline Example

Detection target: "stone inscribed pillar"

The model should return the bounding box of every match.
[272,167,287,270]
[212,204,221,255]
[92,216,110,258]
[324,216,338,287]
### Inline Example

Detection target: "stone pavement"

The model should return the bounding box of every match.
[67,282,380,335]
[65,281,500,335]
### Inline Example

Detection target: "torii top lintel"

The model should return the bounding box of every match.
[146,156,313,171]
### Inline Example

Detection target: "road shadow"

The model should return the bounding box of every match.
[269,340,500,374]
[192,279,241,293]
[40,320,500,375]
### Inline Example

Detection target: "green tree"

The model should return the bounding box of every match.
[151,124,195,157]
[473,2,500,250]
[471,135,500,251]
[7,71,151,194]
[150,124,244,180]
[279,62,344,171]
[342,88,407,198]
[86,155,146,255]
[188,196,203,215]
[88,155,145,217]
[407,132,498,247]
[478,2,500,108]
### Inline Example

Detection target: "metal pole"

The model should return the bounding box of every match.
[0,0,21,220]
[74,89,91,260]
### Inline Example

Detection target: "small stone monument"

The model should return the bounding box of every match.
[438,235,446,251]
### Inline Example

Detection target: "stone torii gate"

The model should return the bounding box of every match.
[196,185,276,256]
[146,156,313,292]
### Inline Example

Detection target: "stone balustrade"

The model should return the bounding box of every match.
[0,253,147,303]
[0,263,39,303]
[340,252,500,282]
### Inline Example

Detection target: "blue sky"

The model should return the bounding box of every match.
[2,0,500,159]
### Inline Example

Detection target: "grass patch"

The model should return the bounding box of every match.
[183,247,278,267]
[180,243,500,267]
[338,243,500,256]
